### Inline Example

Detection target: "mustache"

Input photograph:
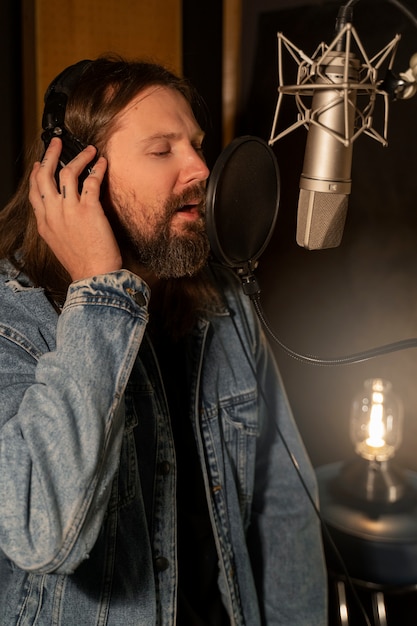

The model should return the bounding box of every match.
[167,183,206,216]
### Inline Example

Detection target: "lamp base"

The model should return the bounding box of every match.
[317,462,417,587]
[337,457,409,504]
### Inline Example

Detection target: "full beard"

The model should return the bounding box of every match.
[110,184,210,279]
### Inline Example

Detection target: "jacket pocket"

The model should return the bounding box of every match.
[204,393,259,527]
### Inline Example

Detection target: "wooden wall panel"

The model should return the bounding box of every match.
[223,0,241,145]
[22,0,182,148]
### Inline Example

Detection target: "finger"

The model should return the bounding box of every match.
[39,136,62,176]
[30,137,63,207]
[59,144,98,178]
[78,156,108,198]
[29,162,47,217]
[58,145,99,199]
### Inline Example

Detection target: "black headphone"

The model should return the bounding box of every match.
[41,59,96,190]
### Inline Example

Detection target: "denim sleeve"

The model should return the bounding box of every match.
[0,270,149,574]
[247,320,328,625]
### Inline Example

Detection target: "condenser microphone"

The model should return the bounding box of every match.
[296,50,360,249]
[269,3,409,250]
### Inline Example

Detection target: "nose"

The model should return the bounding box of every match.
[179,146,210,185]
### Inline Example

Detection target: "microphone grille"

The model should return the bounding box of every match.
[297,189,348,250]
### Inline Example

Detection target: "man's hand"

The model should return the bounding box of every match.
[29,137,122,281]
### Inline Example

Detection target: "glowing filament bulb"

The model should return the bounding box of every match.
[350,379,403,462]
[366,395,385,449]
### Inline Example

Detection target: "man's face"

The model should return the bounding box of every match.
[104,85,211,281]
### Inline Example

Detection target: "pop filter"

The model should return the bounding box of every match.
[206,136,280,272]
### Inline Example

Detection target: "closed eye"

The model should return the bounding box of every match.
[151,150,171,157]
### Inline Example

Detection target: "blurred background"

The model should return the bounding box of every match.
[1,0,417,473]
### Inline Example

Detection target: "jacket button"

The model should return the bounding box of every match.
[154,556,170,572]
[157,461,171,476]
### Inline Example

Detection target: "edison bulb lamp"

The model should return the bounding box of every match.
[350,378,403,462]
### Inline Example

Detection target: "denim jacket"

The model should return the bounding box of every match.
[0,259,327,625]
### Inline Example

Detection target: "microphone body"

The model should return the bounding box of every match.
[297,52,360,249]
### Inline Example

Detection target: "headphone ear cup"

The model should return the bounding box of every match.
[44,127,97,194]
[41,60,96,192]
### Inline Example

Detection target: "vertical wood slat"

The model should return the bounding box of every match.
[223,0,241,146]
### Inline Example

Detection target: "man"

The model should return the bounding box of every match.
[0,56,327,625]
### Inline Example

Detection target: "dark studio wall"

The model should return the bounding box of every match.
[0,1,23,210]
[237,0,417,470]
[182,0,224,170]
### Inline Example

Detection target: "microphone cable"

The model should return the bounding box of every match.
[252,291,417,367]
[209,263,373,626]
[339,0,417,27]
[236,267,417,366]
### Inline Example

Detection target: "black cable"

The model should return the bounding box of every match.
[251,292,417,366]
[336,0,359,32]
[210,274,372,626]
[207,262,370,625]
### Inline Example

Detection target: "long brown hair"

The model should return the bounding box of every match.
[0,55,208,306]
